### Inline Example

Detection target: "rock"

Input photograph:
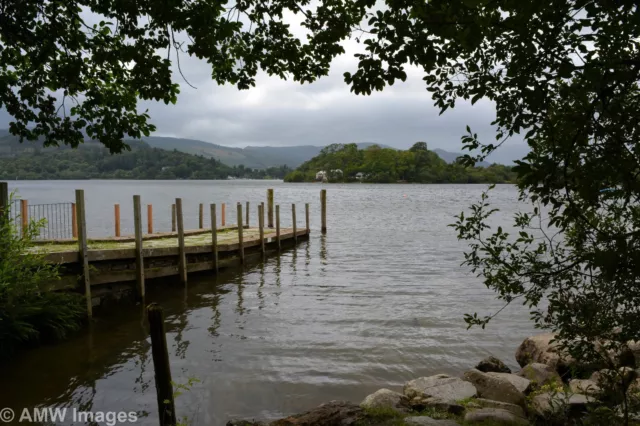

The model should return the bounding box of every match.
[463,369,525,407]
[408,397,464,415]
[529,392,589,417]
[476,356,512,374]
[486,372,531,394]
[474,398,526,418]
[403,374,476,403]
[515,333,567,370]
[569,379,601,396]
[270,401,364,426]
[464,408,529,425]
[628,341,640,367]
[403,417,459,426]
[359,389,409,413]
[517,363,563,388]
[227,421,266,426]
[590,367,638,389]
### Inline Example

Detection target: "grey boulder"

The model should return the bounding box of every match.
[360,389,409,413]
[404,374,477,402]
[463,369,525,407]
[476,356,512,374]
[464,408,529,425]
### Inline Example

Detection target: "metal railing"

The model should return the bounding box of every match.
[7,199,76,240]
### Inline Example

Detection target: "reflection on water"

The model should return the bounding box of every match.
[0,181,535,425]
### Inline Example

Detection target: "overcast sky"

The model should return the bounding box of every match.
[0,11,528,164]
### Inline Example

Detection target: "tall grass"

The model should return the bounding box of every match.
[0,195,85,357]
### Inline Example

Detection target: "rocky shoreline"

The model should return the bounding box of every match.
[227,333,640,426]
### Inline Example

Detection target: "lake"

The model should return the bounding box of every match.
[0,180,534,425]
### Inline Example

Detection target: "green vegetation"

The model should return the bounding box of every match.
[0,198,85,357]
[0,140,291,180]
[284,142,516,184]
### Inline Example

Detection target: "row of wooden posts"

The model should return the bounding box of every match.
[74,188,327,319]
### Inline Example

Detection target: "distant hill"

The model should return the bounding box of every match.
[432,148,492,167]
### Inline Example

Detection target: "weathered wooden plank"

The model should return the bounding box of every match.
[275,204,281,250]
[211,203,218,273]
[267,188,274,228]
[237,202,244,263]
[114,204,121,237]
[258,204,265,255]
[292,203,297,243]
[176,198,187,285]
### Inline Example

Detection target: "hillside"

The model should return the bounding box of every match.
[0,139,291,180]
[284,142,516,184]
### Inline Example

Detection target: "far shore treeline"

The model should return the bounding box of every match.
[0,139,291,180]
[284,142,516,184]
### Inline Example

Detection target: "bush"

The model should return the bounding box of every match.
[0,196,85,357]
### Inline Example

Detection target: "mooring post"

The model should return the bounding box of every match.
[258,204,265,256]
[147,303,177,426]
[176,198,187,285]
[114,204,121,237]
[275,205,281,250]
[75,189,92,319]
[20,199,28,235]
[171,204,176,233]
[72,203,78,238]
[321,189,327,234]
[210,204,218,273]
[221,203,226,227]
[267,188,274,228]
[237,202,244,264]
[0,182,8,220]
[133,195,146,300]
[147,204,154,234]
[199,203,204,229]
[292,203,297,243]
[246,201,250,227]
[305,203,310,234]
[261,201,265,226]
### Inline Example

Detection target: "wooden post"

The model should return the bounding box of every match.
[275,205,281,250]
[171,204,176,233]
[305,203,310,234]
[114,204,121,237]
[210,204,218,273]
[72,203,78,238]
[147,204,154,234]
[292,203,297,243]
[176,198,187,285]
[75,190,92,319]
[258,204,265,256]
[267,188,274,228]
[133,195,145,300]
[221,203,226,227]
[237,202,244,264]
[199,203,204,229]
[147,303,177,426]
[0,182,8,220]
[20,199,28,235]
[246,201,250,227]
[321,189,327,234]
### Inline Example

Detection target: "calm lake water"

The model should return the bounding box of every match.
[0,180,535,425]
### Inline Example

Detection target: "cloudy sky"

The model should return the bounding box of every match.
[0,10,528,164]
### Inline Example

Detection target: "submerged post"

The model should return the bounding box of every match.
[114,204,121,237]
[211,204,218,273]
[292,203,297,243]
[237,202,244,264]
[72,203,78,238]
[20,199,28,235]
[133,195,145,300]
[275,205,281,250]
[267,188,274,228]
[221,203,226,227]
[305,203,310,234]
[176,198,187,285]
[199,203,204,229]
[258,204,265,256]
[147,303,177,426]
[321,189,327,234]
[75,189,92,319]
[246,201,250,227]
[147,204,154,234]
[171,204,176,233]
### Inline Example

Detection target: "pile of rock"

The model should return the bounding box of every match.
[227,333,640,426]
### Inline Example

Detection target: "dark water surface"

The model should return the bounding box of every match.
[0,181,534,425]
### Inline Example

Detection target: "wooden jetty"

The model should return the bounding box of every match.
[0,184,328,317]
